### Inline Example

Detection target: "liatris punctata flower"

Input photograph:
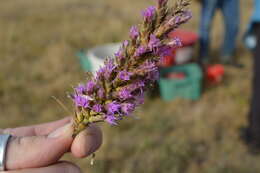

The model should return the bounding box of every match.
[72,0,191,136]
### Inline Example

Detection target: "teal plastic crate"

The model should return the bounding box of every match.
[76,50,92,72]
[76,43,121,73]
[159,63,202,101]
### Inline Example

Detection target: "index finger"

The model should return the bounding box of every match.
[2,117,71,137]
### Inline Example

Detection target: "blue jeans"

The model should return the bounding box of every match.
[199,0,240,61]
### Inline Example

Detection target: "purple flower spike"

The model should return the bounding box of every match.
[118,70,133,81]
[107,101,121,114]
[148,34,161,50]
[134,46,147,57]
[121,103,135,115]
[105,115,118,125]
[142,6,156,22]
[71,0,191,132]
[75,84,86,94]
[74,95,90,108]
[130,26,139,40]
[93,104,102,112]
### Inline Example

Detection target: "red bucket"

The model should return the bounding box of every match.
[206,64,225,84]
[160,29,199,67]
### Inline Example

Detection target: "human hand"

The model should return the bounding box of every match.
[0,117,102,173]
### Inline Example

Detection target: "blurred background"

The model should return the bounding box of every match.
[0,0,258,172]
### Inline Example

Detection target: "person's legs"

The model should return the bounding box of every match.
[199,0,218,64]
[219,0,240,62]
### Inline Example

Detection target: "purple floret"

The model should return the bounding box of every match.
[97,59,117,80]
[93,104,102,113]
[169,11,192,26]
[134,91,145,105]
[105,115,118,125]
[130,26,139,40]
[75,84,86,95]
[121,103,135,115]
[86,80,95,93]
[147,69,160,81]
[168,37,182,47]
[74,95,90,108]
[115,48,124,60]
[157,46,172,57]
[134,46,148,57]
[142,6,156,22]
[148,34,161,51]
[118,88,133,100]
[123,40,129,47]
[118,70,133,81]
[97,88,105,99]
[139,61,158,74]
[107,101,121,114]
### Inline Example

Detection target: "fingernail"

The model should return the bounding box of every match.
[48,122,73,138]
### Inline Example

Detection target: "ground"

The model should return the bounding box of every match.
[0,0,258,172]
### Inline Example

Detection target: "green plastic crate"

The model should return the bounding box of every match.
[76,43,121,73]
[76,50,92,72]
[159,63,202,101]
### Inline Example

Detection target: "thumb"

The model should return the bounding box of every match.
[5,122,74,170]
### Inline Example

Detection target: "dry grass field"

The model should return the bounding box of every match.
[0,0,258,172]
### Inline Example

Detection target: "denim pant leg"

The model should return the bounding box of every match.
[199,0,218,60]
[220,0,240,57]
